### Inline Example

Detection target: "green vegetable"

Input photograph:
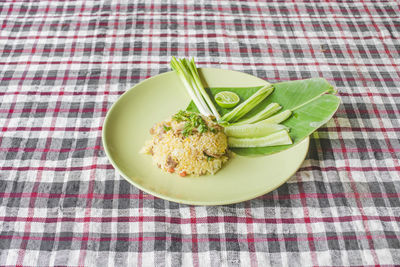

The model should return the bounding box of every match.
[228,130,292,148]
[172,110,215,137]
[219,84,274,123]
[225,122,288,138]
[187,78,340,156]
[163,125,171,131]
[233,103,281,125]
[171,57,220,120]
[188,58,221,120]
[259,109,292,124]
[214,91,240,108]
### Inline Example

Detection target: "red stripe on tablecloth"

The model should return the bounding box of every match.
[1,30,398,42]
[329,148,400,153]
[1,59,400,70]
[0,146,101,153]
[1,107,399,116]
[77,1,119,264]
[300,165,400,172]
[339,92,400,98]
[0,91,123,96]
[2,126,103,132]
[137,190,144,267]
[0,4,393,21]
[244,202,258,267]
[297,173,319,262]
[319,126,400,132]
[189,207,199,267]
[0,232,397,243]
[299,165,400,172]
[0,108,108,113]
[13,191,400,201]
[1,164,399,173]
[1,191,400,202]
[1,145,399,154]
[0,164,115,171]
[0,90,399,99]
[0,4,392,20]
[0,75,138,81]
[0,46,396,58]
[14,2,54,265]
[1,74,398,83]
[1,214,399,224]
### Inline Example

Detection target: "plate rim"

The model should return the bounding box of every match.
[102,68,310,206]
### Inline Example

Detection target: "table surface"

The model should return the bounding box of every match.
[1,0,399,266]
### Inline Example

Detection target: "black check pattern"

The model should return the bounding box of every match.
[0,0,399,266]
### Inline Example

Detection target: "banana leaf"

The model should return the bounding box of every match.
[187,78,340,156]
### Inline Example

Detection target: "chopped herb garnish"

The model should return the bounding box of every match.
[173,110,218,137]
[172,110,190,122]
[198,124,206,133]
[183,123,194,136]
[163,125,171,131]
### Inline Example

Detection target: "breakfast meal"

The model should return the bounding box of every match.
[141,57,340,177]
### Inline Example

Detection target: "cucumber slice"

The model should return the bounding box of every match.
[234,103,281,125]
[225,122,288,138]
[220,84,274,123]
[228,130,293,148]
[261,110,292,124]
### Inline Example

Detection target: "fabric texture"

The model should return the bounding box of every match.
[0,0,399,266]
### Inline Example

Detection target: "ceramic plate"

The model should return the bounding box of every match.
[102,68,309,205]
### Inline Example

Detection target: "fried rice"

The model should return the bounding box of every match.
[141,111,230,176]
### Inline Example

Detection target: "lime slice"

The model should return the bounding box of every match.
[214,91,240,108]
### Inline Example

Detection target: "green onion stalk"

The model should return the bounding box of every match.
[171,57,220,120]
[220,84,274,123]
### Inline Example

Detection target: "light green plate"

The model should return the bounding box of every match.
[102,68,309,206]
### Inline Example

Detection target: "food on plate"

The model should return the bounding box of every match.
[228,130,292,148]
[140,57,340,175]
[141,110,230,176]
[219,84,274,123]
[231,102,281,125]
[214,91,240,108]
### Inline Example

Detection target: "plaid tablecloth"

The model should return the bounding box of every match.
[1,0,399,266]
